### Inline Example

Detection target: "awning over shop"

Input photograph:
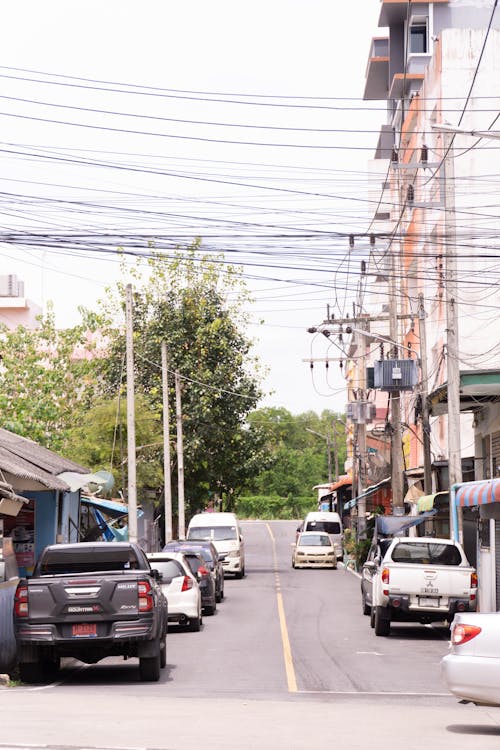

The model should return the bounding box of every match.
[455,479,500,507]
[58,470,115,493]
[417,491,449,512]
[344,477,390,510]
[429,369,500,416]
[329,475,352,492]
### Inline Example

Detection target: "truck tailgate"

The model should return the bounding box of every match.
[386,564,474,598]
[26,574,144,622]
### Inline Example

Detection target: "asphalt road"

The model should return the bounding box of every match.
[1,519,500,750]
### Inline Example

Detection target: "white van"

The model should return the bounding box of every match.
[186,512,245,578]
[302,511,343,559]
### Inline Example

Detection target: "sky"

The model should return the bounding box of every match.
[0,1,387,416]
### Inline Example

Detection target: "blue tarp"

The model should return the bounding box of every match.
[82,496,131,518]
[376,510,437,536]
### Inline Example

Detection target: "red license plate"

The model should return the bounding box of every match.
[72,623,97,637]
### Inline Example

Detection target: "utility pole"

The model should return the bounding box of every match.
[161,342,173,545]
[125,284,138,543]
[389,163,404,510]
[356,307,368,538]
[442,131,463,541]
[418,293,432,495]
[175,370,186,539]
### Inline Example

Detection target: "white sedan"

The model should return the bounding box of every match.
[441,611,500,706]
[292,531,337,569]
[147,551,203,632]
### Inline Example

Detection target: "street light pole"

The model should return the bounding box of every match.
[305,428,333,483]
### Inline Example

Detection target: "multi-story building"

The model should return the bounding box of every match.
[351,1,500,545]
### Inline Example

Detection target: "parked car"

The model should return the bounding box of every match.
[186,512,245,578]
[14,542,168,683]
[302,511,343,559]
[291,531,337,569]
[147,551,203,632]
[175,549,217,616]
[163,540,224,602]
[441,612,500,706]
[361,536,477,636]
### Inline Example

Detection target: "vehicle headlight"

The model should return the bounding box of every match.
[227,551,239,558]
[297,552,305,556]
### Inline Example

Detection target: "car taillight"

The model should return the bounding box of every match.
[451,623,482,646]
[181,576,194,592]
[198,566,209,577]
[470,571,478,589]
[14,583,29,617]
[381,568,390,584]
[138,580,154,612]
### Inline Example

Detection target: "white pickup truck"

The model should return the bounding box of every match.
[360,536,477,636]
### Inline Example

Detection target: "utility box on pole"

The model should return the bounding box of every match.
[373,359,418,391]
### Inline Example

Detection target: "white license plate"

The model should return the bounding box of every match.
[419,597,440,607]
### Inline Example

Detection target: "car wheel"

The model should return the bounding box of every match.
[160,637,167,668]
[220,585,224,601]
[204,599,216,615]
[374,606,391,636]
[362,593,371,616]
[188,614,201,632]
[292,559,295,568]
[19,662,44,684]
[235,570,243,579]
[139,651,161,682]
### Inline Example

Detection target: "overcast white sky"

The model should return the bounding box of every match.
[0,1,386,415]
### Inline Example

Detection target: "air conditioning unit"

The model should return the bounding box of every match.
[373,359,418,391]
[0,274,23,297]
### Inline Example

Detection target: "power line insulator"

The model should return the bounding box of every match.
[391,148,398,163]
[349,234,354,248]
[407,184,415,204]
[421,144,428,164]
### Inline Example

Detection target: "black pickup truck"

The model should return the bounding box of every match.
[14,541,168,683]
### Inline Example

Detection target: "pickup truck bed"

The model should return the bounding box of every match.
[14,542,168,683]
[361,536,477,636]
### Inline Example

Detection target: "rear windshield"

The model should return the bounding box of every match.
[391,542,462,566]
[298,534,332,547]
[188,526,238,541]
[305,521,341,535]
[36,548,144,575]
[149,559,185,583]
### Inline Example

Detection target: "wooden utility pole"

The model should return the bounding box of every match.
[175,370,186,539]
[125,284,138,543]
[161,342,173,545]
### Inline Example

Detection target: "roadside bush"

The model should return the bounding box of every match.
[235,495,315,520]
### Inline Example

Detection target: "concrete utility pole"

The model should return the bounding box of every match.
[442,131,463,541]
[125,283,138,543]
[388,191,404,510]
[418,293,433,495]
[175,370,186,539]
[161,342,173,545]
[356,317,368,538]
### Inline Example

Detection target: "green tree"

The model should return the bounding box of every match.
[82,244,265,512]
[0,306,99,452]
[242,407,347,497]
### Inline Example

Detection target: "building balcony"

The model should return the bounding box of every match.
[363,36,389,100]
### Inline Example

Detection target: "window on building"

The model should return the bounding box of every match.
[409,17,428,54]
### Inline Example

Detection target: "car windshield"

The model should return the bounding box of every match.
[188,526,238,541]
[305,521,341,535]
[391,542,462,565]
[299,534,332,547]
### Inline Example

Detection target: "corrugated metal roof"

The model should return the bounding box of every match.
[0,428,89,491]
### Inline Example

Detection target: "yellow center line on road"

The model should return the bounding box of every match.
[266,522,298,693]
